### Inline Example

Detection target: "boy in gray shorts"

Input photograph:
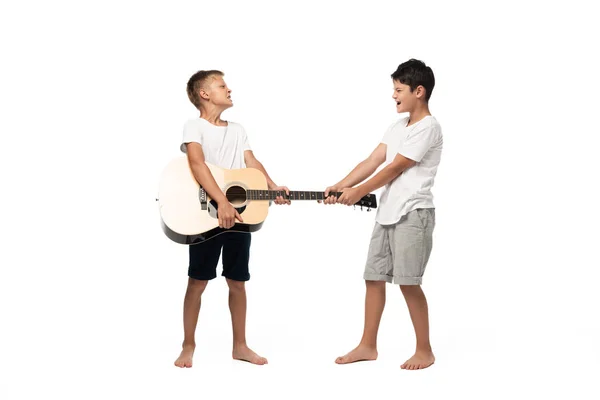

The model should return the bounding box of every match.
[322,59,442,370]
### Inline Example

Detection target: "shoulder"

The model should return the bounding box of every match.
[183,118,206,130]
[425,116,441,130]
[422,116,441,132]
[227,120,244,129]
[411,116,442,136]
[390,116,409,131]
[383,117,409,137]
[227,121,248,134]
[414,116,442,148]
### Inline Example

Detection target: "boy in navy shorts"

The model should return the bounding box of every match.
[174,70,290,367]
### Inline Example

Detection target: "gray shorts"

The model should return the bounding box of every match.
[364,208,435,285]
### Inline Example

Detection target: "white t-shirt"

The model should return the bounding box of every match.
[375,115,443,225]
[180,118,251,169]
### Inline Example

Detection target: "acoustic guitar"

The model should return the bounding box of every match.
[157,156,377,244]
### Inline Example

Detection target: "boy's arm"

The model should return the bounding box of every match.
[244,150,290,205]
[322,143,387,204]
[337,153,415,205]
[336,122,439,205]
[186,142,243,228]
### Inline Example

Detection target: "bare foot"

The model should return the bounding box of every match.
[335,345,378,364]
[401,350,435,370]
[174,344,195,368]
[232,345,268,365]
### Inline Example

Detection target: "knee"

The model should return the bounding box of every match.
[188,278,208,293]
[400,284,422,295]
[226,278,245,293]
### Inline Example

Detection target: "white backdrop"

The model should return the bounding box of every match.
[1,0,599,399]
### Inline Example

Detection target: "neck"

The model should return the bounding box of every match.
[407,104,431,126]
[198,106,227,126]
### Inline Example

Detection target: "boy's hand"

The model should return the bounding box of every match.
[217,201,243,229]
[337,187,363,206]
[319,186,342,205]
[271,185,291,205]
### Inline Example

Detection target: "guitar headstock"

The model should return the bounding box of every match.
[354,193,377,211]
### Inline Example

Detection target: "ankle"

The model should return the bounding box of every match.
[182,341,196,349]
[233,341,248,349]
[416,344,432,353]
[358,341,378,350]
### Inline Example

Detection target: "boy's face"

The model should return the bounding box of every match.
[204,76,233,108]
[392,80,423,113]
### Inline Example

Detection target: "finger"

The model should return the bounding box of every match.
[235,210,244,223]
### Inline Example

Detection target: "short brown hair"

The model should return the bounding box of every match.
[186,70,224,109]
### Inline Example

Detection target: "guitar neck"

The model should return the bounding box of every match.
[246,190,344,201]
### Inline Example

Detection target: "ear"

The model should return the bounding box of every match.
[199,88,210,100]
[415,85,426,99]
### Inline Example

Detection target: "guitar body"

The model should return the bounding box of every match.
[157,156,269,244]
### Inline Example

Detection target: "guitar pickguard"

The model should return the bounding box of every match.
[208,200,247,219]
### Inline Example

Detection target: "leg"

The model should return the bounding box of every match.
[336,222,392,364]
[392,209,436,370]
[399,285,435,370]
[221,232,266,365]
[174,278,208,368]
[174,239,221,368]
[335,280,386,364]
[226,278,267,365]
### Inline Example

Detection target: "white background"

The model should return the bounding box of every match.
[1,0,599,399]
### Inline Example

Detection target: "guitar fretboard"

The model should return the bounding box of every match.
[246,190,343,201]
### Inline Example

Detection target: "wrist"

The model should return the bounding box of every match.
[356,185,368,197]
[216,196,229,206]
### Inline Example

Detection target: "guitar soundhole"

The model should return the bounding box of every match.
[226,185,247,206]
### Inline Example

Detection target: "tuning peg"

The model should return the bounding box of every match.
[367,207,371,212]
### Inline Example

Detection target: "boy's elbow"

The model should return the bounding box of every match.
[390,161,410,176]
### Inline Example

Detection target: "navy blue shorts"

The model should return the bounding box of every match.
[188,232,251,281]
